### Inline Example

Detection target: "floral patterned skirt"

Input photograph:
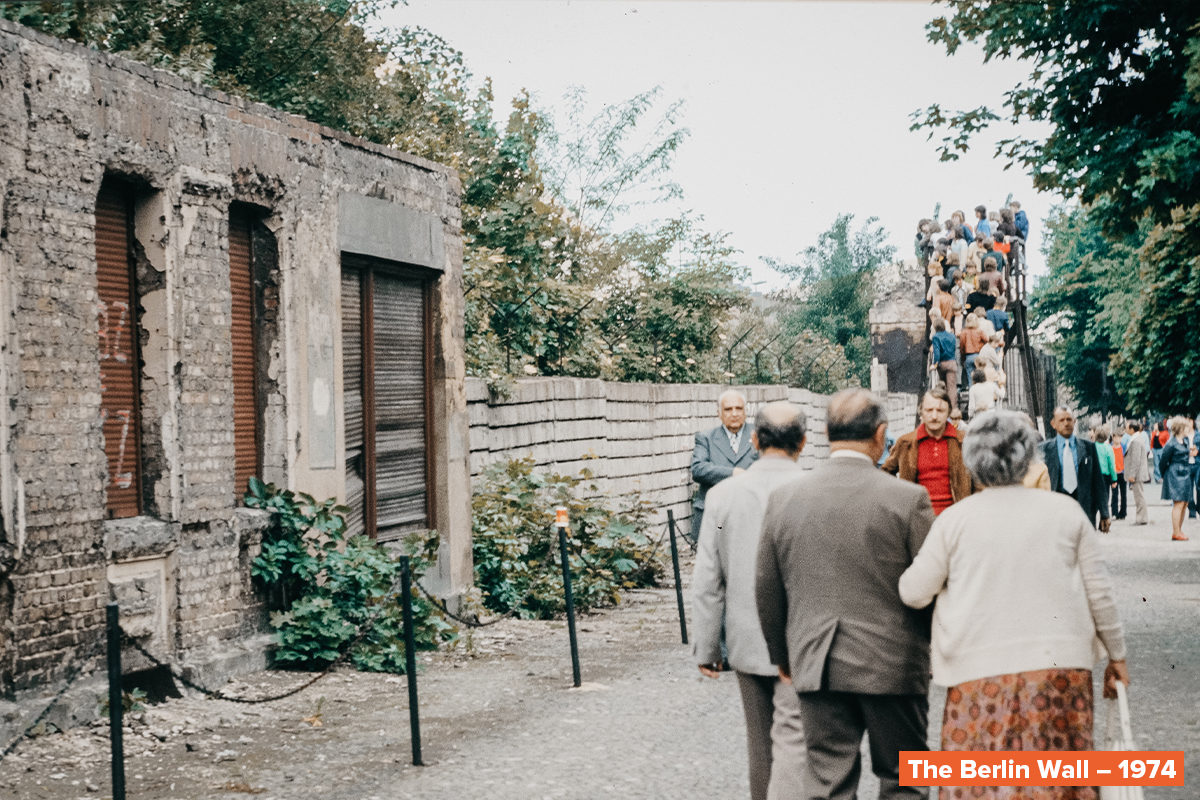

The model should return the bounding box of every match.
[939,668,1096,800]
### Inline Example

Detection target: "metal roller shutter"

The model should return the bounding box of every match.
[372,273,427,538]
[341,268,367,537]
[340,256,430,540]
[95,184,141,519]
[229,209,259,500]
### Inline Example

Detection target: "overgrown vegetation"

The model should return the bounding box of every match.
[471,458,662,619]
[245,478,455,673]
[5,0,881,394]
[98,688,148,717]
[1030,205,1145,417]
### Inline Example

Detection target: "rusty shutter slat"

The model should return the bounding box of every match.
[341,267,367,537]
[229,209,259,500]
[372,273,427,539]
[95,184,141,519]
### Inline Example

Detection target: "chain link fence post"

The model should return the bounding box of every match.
[398,556,423,766]
[106,603,126,800]
[554,509,582,688]
[666,510,688,645]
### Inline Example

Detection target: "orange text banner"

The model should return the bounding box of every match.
[898,751,1185,787]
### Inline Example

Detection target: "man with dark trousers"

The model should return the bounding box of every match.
[756,389,935,800]
[1040,406,1111,531]
[689,389,758,543]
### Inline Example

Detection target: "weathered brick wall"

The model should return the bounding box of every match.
[0,16,469,719]
[467,378,918,537]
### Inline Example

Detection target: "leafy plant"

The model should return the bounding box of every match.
[245,478,455,673]
[98,688,147,716]
[471,458,662,619]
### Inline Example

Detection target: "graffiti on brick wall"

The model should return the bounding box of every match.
[98,299,134,490]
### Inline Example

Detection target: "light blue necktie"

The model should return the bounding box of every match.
[1061,439,1078,494]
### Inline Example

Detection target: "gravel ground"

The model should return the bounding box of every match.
[1,494,1196,800]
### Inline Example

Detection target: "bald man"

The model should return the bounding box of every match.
[693,402,808,799]
[690,389,759,543]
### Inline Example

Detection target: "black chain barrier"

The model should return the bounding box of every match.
[126,568,415,705]
[0,512,688,772]
[411,545,557,629]
[413,519,674,629]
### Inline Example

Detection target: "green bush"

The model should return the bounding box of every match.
[245,478,456,673]
[471,457,662,618]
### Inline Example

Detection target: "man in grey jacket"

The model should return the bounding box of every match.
[756,389,935,800]
[690,389,758,542]
[1124,421,1150,525]
[693,402,808,800]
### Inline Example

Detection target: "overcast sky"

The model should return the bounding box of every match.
[383,0,1060,289]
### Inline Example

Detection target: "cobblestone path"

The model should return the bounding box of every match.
[1,497,1196,800]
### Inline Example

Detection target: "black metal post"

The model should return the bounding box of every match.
[106,603,126,800]
[557,526,582,687]
[398,556,423,766]
[667,510,689,645]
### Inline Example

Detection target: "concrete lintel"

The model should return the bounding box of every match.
[337,193,444,270]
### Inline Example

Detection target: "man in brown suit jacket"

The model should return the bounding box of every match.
[756,389,935,800]
[882,388,974,515]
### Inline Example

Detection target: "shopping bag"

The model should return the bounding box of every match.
[1099,681,1144,800]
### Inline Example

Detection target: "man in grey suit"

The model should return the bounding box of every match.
[693,401,808,800]
[756,389,935,800]
[690,389,758,543]
[1125,421,1150,525]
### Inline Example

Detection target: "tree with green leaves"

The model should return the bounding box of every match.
[1031,206,1144,416]
[913,1,1199,237]
[593,216,748,383]
[767,214,896,388]
[1112,205,1200,414]
[913,1,1200,413]
[8,1,754,387]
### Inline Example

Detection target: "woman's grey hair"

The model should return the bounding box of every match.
[962,410,1041,487]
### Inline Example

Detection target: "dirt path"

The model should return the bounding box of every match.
[4,500,1197,800]
[1,578,752,800]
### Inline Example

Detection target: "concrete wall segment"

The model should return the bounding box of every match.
[464,377,917,538]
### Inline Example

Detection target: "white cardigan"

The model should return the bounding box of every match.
[898,485,1126,687]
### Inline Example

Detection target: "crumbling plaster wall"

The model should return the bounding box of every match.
[0,17,468,718]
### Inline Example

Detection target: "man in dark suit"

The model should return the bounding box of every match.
[689,389,758,542]
[1040,406,1111,531]
[756,388,935,800]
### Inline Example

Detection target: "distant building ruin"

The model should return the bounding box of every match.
[869,259,926,396]
[0,18,470,729]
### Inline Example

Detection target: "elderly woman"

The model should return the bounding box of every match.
[899,411,1129,800]
[1159,416,1195,542]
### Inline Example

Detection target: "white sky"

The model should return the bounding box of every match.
[383,0,1061,289]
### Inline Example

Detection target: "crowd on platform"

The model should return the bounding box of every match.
[917,201,1029,419]
[687,388,1142,800]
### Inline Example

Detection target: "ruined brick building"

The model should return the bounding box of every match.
[0,19,470,730]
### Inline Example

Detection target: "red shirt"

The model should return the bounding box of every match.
[916,423,956,515]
